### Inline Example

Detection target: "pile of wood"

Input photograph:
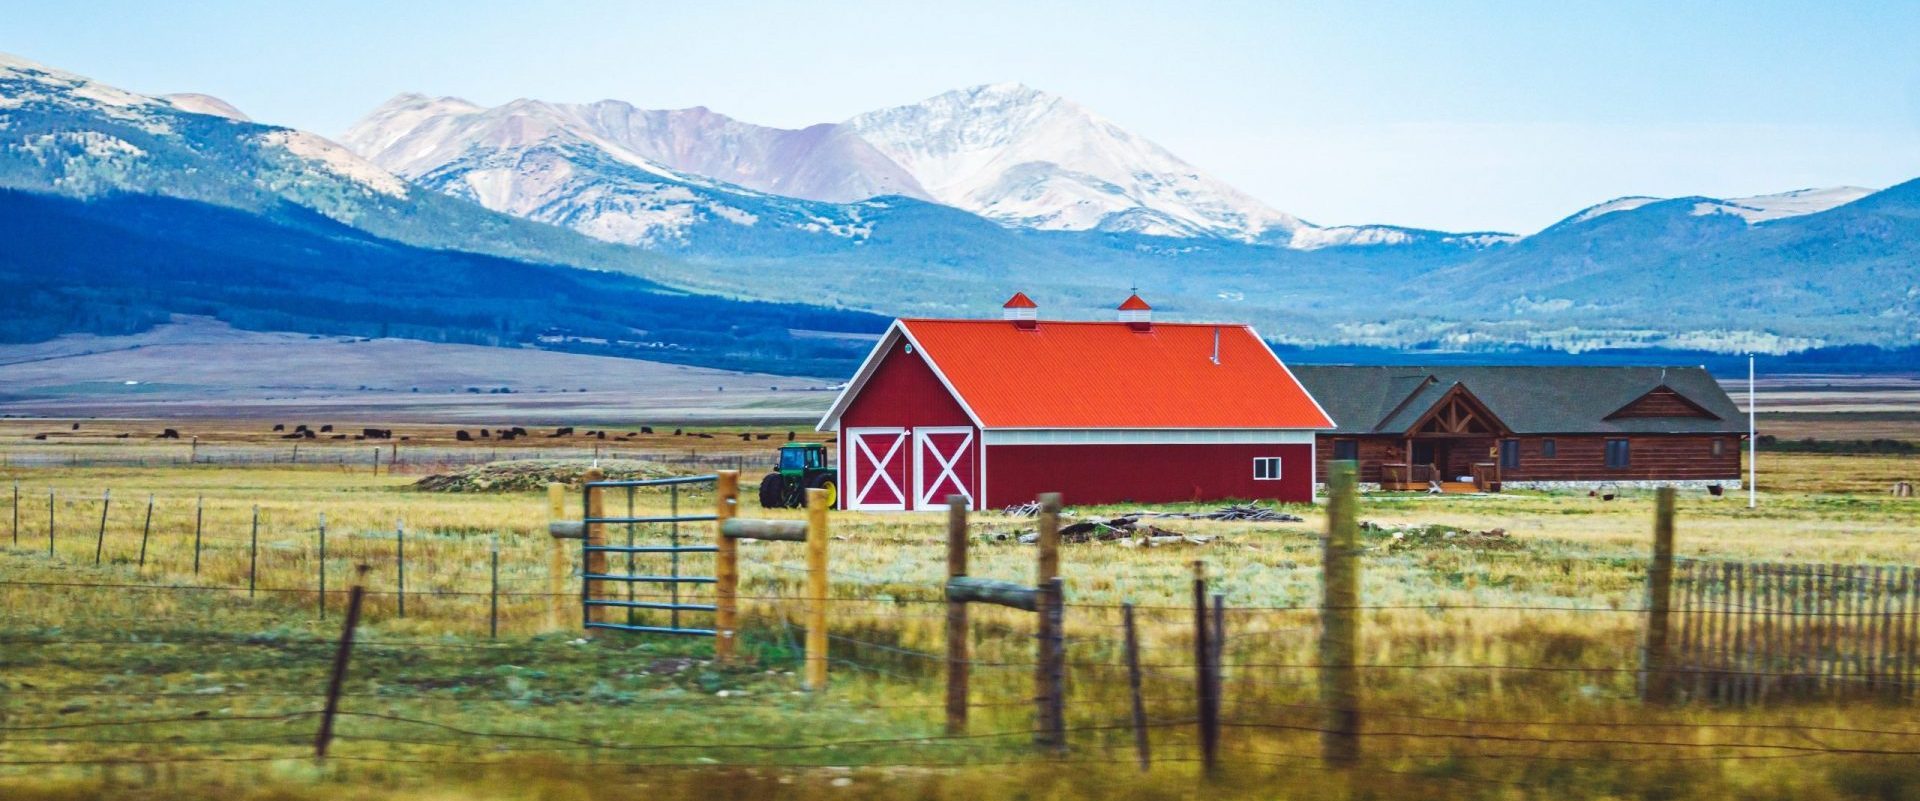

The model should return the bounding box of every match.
[1002,501,1042,518]
[998,515,1216,547]
[1129,504,1303,523]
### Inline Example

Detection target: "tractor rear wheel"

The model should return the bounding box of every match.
[758,473,788,509]
[806,472,838,508]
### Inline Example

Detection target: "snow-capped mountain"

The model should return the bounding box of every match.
[1555,186,1874,230]
[160,92,249,121]
[342,93,907,246]
[841,83,1305,242]
[0,51,406,203]
[344,94,928,204]
[0,51,693,277]
[344,83,1483,250]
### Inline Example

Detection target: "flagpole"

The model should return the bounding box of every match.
[1748,353,1756,509]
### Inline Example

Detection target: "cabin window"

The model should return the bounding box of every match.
[1541,439,1557,458]
[1253,457,1283,480]
[1712,439,1725,457]
[1605,439,1631,469]
[1500,439,1521,469]
[1332,440,1359,462]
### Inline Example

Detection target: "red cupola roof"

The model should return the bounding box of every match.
[1118,293,1152,311]
[1003,292,1038,309]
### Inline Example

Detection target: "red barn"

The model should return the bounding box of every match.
[816,293,1333,511]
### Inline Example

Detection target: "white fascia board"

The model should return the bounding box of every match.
[892,323,988,430]
[815,322,904,432]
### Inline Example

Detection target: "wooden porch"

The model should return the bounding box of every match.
[1379,462,1502,494]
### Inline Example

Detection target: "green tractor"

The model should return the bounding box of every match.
[758,442,838,509]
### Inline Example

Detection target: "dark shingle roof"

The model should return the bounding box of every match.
[1291,365,1746,435]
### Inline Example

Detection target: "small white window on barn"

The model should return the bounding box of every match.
[1253,457,1283,480]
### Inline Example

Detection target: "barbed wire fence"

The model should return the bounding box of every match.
[5,473,1920,787]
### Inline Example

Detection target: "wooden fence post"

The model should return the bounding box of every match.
[1320,460,1362,766]
[546,482,569,631]
[318,513,328,619]
[248,505,260,597]
[946,495,970,735]
[1193,560,1218,774]
[315,564,369,760]
[804,487,830,690]
[1123,601,1150,772]
[192,496,204,575]
[136,494,154,570]
[582,468,608,631]
[11,482,17,547]
[1643,486,1677,703]
[47,491,55,557]
[93,489,110,565]
[1034,493,1064,752]
[490,533,501,639]
[395,520,407,618]
[714,470,740,662]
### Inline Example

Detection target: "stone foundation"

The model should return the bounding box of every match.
[1316,479,1741,495]
[1500,479,1741,493]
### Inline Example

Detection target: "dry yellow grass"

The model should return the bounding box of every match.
[4,447,1920,800]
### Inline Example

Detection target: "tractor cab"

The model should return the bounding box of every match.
[759,442,838,509]
[778,444,827,472]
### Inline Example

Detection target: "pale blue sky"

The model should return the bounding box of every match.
[7,0,1919,233]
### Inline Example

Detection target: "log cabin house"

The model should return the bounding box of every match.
[1291,366,1745,493]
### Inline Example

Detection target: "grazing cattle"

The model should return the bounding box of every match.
[334,435,348,440]
[303,430,317,440]
[116,433,130,439]
[739,433,752,441]
[456,430,473,442]
[787,431,796,442]
[273,424,285,432]
[499,431,517,441]
[401,436,412,441]
[674,428,684,436]
[33,434,46,440]
[596,432,607,440]
[294,424,310,433]
[281,433,303,440]
[697,433,715,439]
[511,427,528,436]
[320,425,334,433]
[71,423,79,430]
[361,428,393,440]
[479,429,490,439]
[756,434,771,441]
[159,429,180,440]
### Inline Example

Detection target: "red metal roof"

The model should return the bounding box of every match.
[1002,292,1038,309]
[895,319,1332,429]
[1118,293,1152,311]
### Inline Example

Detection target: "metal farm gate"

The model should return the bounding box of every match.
[580,475,720,636]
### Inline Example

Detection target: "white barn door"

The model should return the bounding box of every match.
[913,427,976,509]
[845,427,908,511]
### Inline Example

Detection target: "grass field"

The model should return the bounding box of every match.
[3,420,1920,800]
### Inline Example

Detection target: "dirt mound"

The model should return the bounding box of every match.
[413,459,684,493]
[1366,521,1523,553]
